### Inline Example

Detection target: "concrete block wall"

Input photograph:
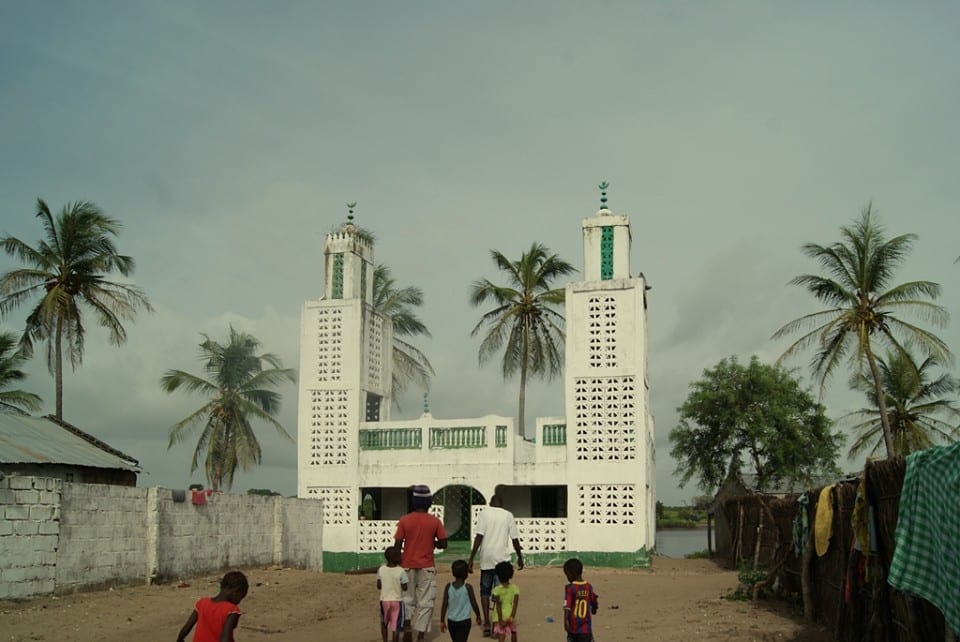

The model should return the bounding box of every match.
[153,490,280,581]
[56,483,149,591]
[0,477,324,600]
[0,475,61,599]
[280,497,324,570]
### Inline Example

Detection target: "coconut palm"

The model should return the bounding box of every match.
[845,351,960,459]
[773,204,951,457]
[372,264,434,405]
[162,326,295,490]
[0,331,42,414]
[0,199,152,420]
[470,242,575,438]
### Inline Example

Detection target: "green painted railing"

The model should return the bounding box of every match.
[359,428,422,450]
[496,425,508,448]
[543,424,566,446]
[430,426,486,449]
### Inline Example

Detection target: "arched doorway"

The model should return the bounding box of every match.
[434,485,485,557]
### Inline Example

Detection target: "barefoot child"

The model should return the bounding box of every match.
[176,570,248,642]
[439,560,482,642]
[562,558,599,642]
[378,545,410,642]
[490,561,519,642]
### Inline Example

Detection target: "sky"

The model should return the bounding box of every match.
[1,2,958,505]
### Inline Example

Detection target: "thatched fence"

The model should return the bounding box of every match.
[716,458,955,642]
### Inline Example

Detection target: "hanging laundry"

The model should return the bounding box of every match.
[814,484,835,557]
[888,441,960,638]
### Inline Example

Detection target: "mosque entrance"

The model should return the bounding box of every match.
[434,485,485,557]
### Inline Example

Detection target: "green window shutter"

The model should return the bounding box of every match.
[600,227,614,280]
[332,253,344,299]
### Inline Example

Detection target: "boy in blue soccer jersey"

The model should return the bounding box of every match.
[562,558,599,642]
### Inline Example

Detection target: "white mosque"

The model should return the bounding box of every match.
[296,190,656,572]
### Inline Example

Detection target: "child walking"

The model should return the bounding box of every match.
[378,545,409,642]
[176,570,248,642]
[562,558,599,642]
[490,561,519,642]
[439,560,482,642]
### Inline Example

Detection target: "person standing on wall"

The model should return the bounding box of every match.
[395,484,448,642]
[467,494,524,638]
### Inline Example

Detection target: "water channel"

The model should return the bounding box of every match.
[655,527,710,558]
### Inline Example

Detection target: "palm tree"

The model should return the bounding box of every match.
[469,242,575,438]
[773,204,951,457]
[372,264,434,405]
[0,199,152,420]
[0,331,42,414]
[162,326,295,490]
[845,351,960,459]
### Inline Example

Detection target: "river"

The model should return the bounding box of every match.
[655,527,710,558]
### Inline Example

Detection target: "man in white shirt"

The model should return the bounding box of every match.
[467,495,524,637]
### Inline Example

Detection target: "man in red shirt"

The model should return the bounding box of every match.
[395,484,448,642]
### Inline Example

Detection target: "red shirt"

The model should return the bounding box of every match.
[395,511,447,569]
[192,597,241,642]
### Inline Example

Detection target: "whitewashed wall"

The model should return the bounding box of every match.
[0,477,324,600]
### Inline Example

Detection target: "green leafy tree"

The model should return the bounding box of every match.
[845,350,960,459]
[372,264,434,405]
[0,331,42,414]
[469,243,575,437]
[162,326,295,491]
[773,205,951,457]
[691,494,713,512]
[669,356,842,494]
[0,199,152,419]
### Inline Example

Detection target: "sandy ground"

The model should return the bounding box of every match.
[0,558,832,642]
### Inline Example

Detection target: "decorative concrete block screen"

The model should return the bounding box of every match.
[573,376,637,461]
[577,484,636,524]
[587,295,618,369]
[0,477,323,600]
[365,312,383,389]
[359,506,444,553]
[315,307,343,382]
[308,388,350,466]
[307,486,353,524]
[471,505,566,554]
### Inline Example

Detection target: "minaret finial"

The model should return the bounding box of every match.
[423,392,430,414]
[598,181,610,211]
[346,201,357,223]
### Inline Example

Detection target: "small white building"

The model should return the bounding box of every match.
[297,198,655,571]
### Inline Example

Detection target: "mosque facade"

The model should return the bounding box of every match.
[296,197,655,571]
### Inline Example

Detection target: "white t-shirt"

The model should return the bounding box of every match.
[475,506,519,570]
[377,564,409,601]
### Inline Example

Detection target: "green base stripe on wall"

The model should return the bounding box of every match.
[322,549,651,573]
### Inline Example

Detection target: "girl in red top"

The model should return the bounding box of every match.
[177,571,249,642]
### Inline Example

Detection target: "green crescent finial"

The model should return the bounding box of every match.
[346,202,357,222]
[598,181,609,210]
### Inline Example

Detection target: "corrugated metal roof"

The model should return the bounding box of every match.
[0,413,139,472]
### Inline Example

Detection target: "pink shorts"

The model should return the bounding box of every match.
[493,621,517,636]
[380,601,403,632]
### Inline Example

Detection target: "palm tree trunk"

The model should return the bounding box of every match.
[865,346,896,457]
[55,316,64,420]
[518,360,528,440]
[518,317,530,440]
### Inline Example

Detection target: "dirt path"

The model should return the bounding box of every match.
[0,558,832,642]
